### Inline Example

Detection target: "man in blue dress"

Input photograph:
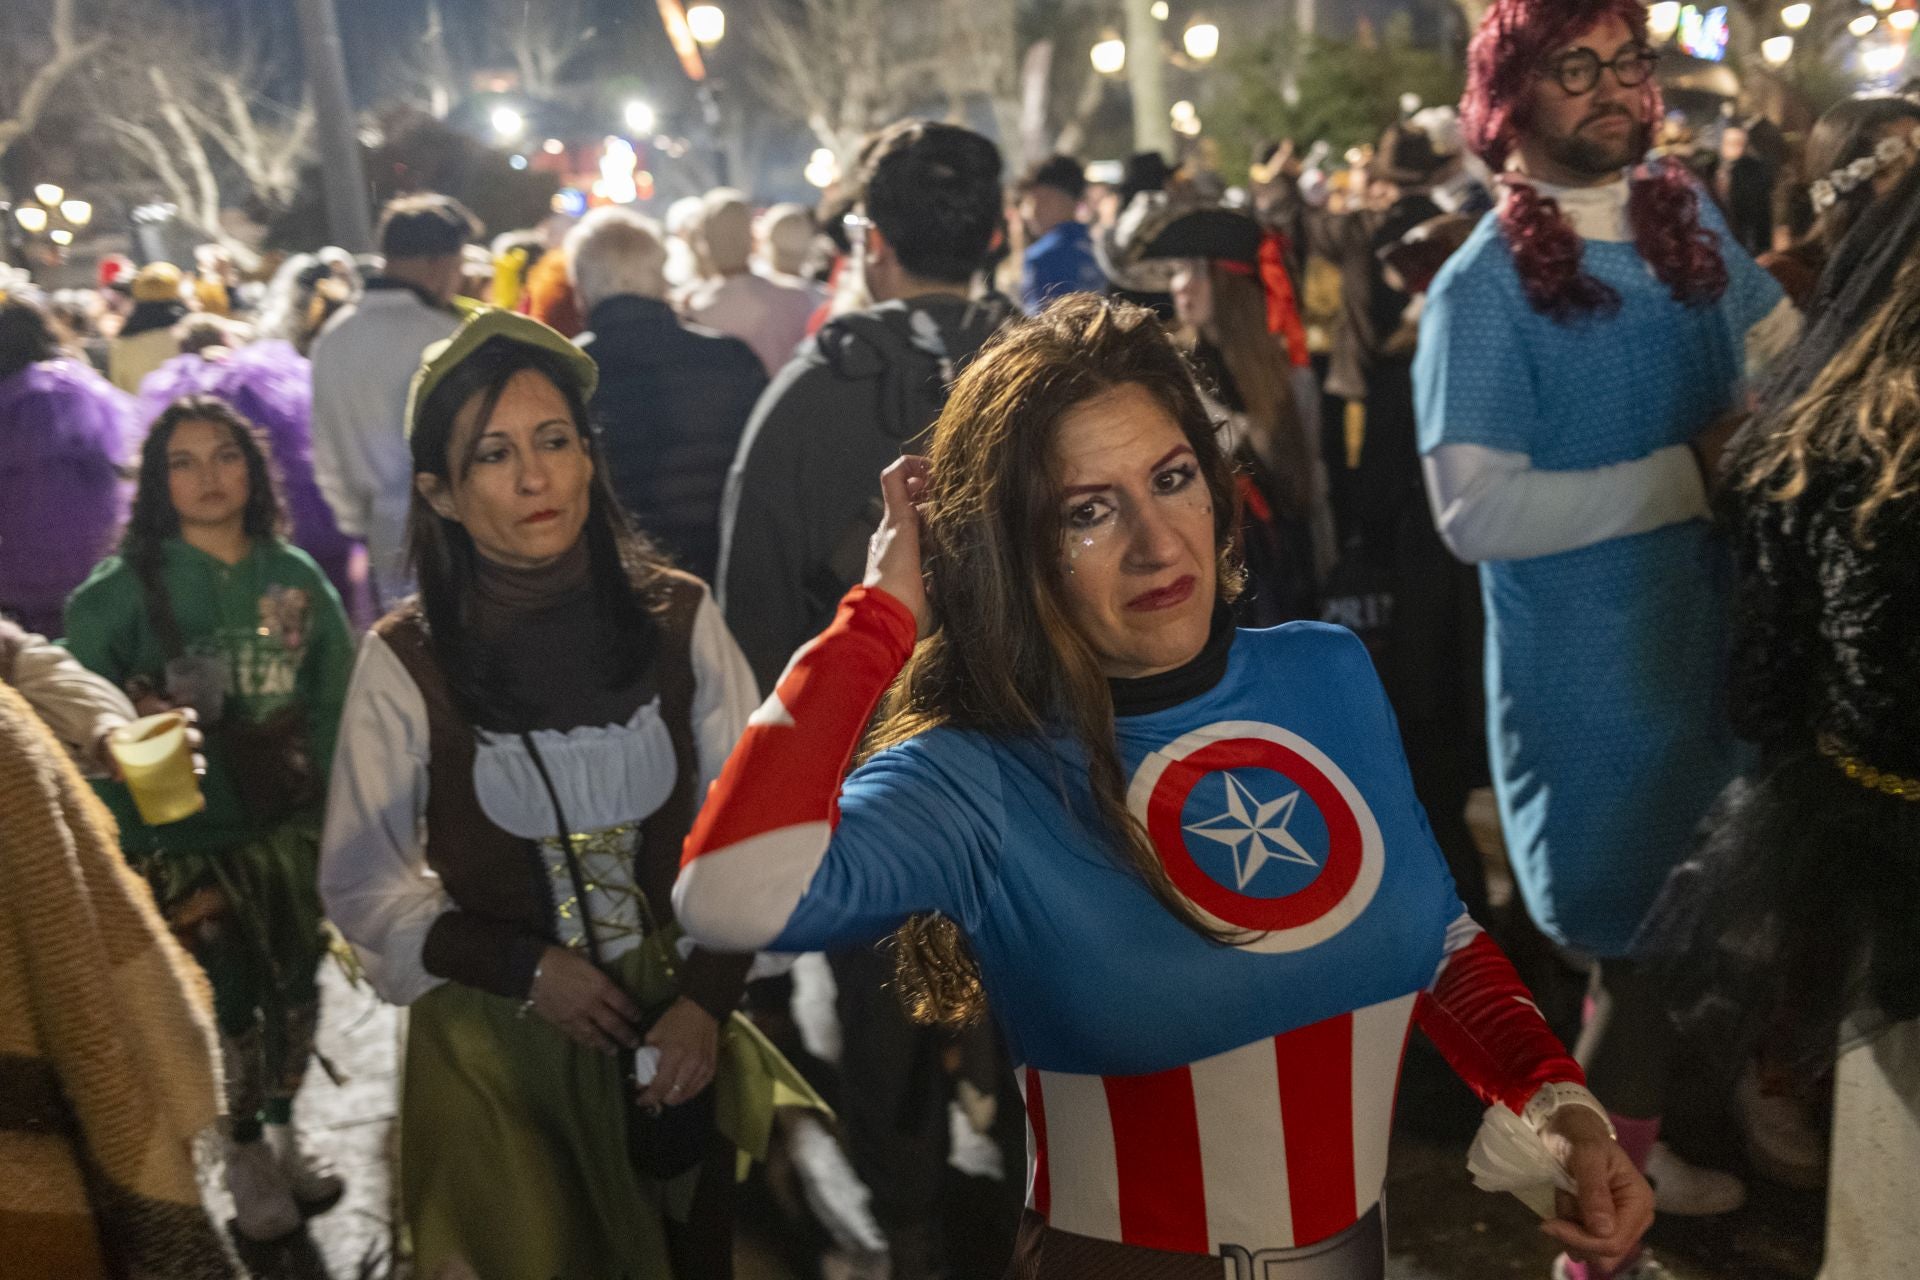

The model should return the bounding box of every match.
[1017,154,1109,313]
[1413,0,1796,1274]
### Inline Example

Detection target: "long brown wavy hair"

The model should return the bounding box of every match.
[1737,248,1920,544]
[1202,264,1313,518]
[877,294,1246,1026]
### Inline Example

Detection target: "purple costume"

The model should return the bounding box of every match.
[0,359,136,637]
[138,342,365,620]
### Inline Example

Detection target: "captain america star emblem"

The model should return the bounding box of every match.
[1126,720,1384,954]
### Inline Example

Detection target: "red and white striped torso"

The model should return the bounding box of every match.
[1020,992,1419,1258]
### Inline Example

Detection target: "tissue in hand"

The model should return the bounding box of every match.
[1466,1103,1576,1220]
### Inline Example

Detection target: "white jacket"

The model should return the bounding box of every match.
[308,287,462,609]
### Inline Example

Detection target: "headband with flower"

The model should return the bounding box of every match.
[1810,131,1916,214]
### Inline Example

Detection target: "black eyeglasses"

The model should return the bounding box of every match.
[1539,45,1658,95]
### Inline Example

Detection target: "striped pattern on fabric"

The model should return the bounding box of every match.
[1021,992,1418,1258]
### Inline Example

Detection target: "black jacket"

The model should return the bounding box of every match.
[1724,453,1920,777]
[578,296,767,583]
[717,292,1019,691]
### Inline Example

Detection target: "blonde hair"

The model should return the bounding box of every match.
[1739,250,1920,543]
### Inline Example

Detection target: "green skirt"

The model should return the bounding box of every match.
[402,933,822,1280]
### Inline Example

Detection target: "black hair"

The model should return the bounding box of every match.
[1023,153,1089,202]
[0,299,63,380]
[124,396,289,656]
[404,335,667,731]
[378,193,483,261]
[858,120,1004,285]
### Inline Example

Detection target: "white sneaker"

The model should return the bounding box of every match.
[1738,1066,1828,1189]
[1645,1141,1747,1216]
[225,1138,301,1242]
[263,1122,344,1211]
[1552,1251,1674,1279]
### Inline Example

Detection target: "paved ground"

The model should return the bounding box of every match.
[202,791,1828,1280]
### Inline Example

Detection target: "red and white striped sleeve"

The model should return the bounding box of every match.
[675,584,928,951]
[1415,913,1603,1128]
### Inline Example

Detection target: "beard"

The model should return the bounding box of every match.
[1542,112,1651,179]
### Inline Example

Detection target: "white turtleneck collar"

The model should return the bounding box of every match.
[1503,171,1633,242]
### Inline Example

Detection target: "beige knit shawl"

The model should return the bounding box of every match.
[0,681,232,1279]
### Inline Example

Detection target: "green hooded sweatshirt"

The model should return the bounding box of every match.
[62,537,354,856]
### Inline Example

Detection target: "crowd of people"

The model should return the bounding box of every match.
[2,0,1918,1276]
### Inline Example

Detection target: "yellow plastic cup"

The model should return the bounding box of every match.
[108,711,206,826]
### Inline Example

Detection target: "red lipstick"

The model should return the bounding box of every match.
[1126,575,1196,612]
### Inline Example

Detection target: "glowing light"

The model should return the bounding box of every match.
[1171,100,1197,123]
[599,136,640,204]
[1852,13,1879,34]
[1862,41,1908,72]
[1090,35,1126,75]
[1760,34,1794,64]
[50,228,73,246]
[1871,0,1895,12]
[1648,2,1682,39]
[1150,0,1169,18]
[542,138,564,155]
[59,199,91,226]
[1183,20,1220,62]
[1891,8,1918,30]
[508,154,529,170]
[33,184,63,206]
[687,4,726,47]
[14,206,47,233]
[624,100,657,136]
[490,105,525,139]
[804,147,838,189]
[1780,3,1811,29]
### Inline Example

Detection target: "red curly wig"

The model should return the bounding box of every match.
[1462,0,1727,322]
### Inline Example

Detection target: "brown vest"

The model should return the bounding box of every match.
[373,571,710,1000]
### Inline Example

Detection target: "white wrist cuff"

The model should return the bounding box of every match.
[1522,1082,1615,1139]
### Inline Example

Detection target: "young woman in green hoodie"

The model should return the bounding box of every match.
[63,395,354,1244]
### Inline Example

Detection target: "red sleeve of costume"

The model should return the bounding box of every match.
[673,585,916,949]
[1414,922,1584,1115]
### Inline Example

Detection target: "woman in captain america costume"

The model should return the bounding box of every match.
[676,296,1652,1279]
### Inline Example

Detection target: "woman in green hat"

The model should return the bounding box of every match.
[319,308,816,1278]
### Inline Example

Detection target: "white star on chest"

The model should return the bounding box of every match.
[1184,773,1319,890]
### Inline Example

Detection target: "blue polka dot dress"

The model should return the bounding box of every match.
[1413,194,1783,956]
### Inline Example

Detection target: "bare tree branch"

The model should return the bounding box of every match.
[0,0,107,164]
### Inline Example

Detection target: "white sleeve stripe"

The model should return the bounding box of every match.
[673,820,832,951]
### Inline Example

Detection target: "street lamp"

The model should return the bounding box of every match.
[33,183,63,207]
[1183,20,1221,62]
[1090,34,1127,75]
[1648,1,1682,41]
[1851,13,1879,34]
[1891,9,1919,31]
[491,104,525,140]
[1761,34,1795,64]
[1149,0,1169,18]
[687,4,725,48]
[1780,3,1811,29]
[804,147,838,189]
[14,206,47,233]
[1863,41,1908,72]
[624,100,657,135]
[59,199,91,227]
